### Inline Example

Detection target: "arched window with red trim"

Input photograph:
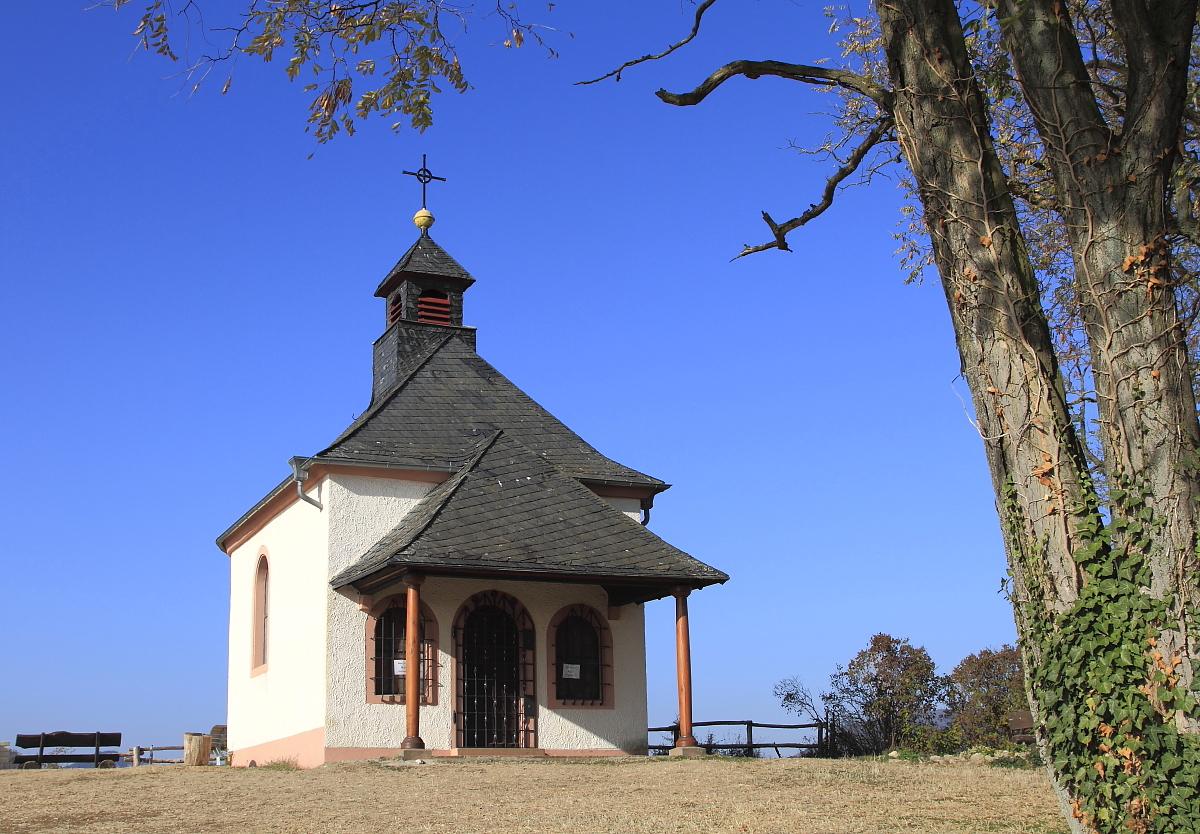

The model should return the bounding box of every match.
[252,553,269,672]
[366,596,439,704]
[547,604,612,708]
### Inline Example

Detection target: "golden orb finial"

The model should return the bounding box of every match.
[413,208,434,231]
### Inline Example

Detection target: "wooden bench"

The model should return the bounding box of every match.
[1005,710,1036,744]
[14,732,122,769]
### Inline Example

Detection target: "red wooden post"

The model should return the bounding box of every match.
[672,586,698,748]
[402,573,425,750]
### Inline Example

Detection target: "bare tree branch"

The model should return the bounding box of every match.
[655,59,894,112]
[732,116,894,259]
[576,0,721,85]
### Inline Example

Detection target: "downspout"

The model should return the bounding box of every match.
[640,496,654,526]
[288,456,323,510]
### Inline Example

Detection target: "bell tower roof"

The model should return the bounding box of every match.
[374,234,475,300]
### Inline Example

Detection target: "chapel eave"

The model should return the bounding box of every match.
[214,459,456,555]
[216,474,294,554]
[337,563,727,605]
[212,455,671,556]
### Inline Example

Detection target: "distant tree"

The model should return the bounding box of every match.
[777,633,948,755]
[830,634,947,753]
[946,645,1026,748]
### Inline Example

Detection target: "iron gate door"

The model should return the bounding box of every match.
[460,605,522,747]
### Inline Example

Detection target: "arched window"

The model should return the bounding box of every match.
[416,289,451,325]
[366,596,439,704]
[548,605,612,707]
[252,552,269,673]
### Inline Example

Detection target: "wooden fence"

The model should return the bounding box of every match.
[648,720,832,757]
[125,745,185,766]
[125,728,227,766]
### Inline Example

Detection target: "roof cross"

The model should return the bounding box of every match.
[402,154,446,209]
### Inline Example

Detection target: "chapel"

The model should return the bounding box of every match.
[216,194,727,767]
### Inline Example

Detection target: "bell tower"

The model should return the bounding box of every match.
[372,227,475,329]
[370,158,476,403]
[374,156,473,328]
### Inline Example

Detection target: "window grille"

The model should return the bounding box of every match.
[550,605,610,706]
[454,591,536,748]
[555,615,601,702]
[370,599,436,703]
[416,290,451,325]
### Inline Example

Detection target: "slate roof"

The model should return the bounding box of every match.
[375,234,474,296]
[330,431,727,593]
[314,331,665,488]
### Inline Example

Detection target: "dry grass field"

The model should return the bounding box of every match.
[0,755,1068,834]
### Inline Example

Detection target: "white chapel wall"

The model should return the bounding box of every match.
[526,580,648,753]
[325,573,649,753]
[323,473,438,749]
[227,480,330,755]
[324,473,438,577]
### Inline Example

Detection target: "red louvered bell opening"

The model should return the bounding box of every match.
[388,293,404,325]
[417,291,451,325]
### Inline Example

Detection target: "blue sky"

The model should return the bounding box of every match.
[0,0,1013,748]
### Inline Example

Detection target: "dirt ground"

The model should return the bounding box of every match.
[0,755,1068,834]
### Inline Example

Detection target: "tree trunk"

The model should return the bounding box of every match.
[874,0,1099,598]
[996,0,1200,720]
[876,0,1200,828]
[874,0,1108,827]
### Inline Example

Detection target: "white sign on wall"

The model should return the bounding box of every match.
[393,659,406,676]
[562,663,581,680]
